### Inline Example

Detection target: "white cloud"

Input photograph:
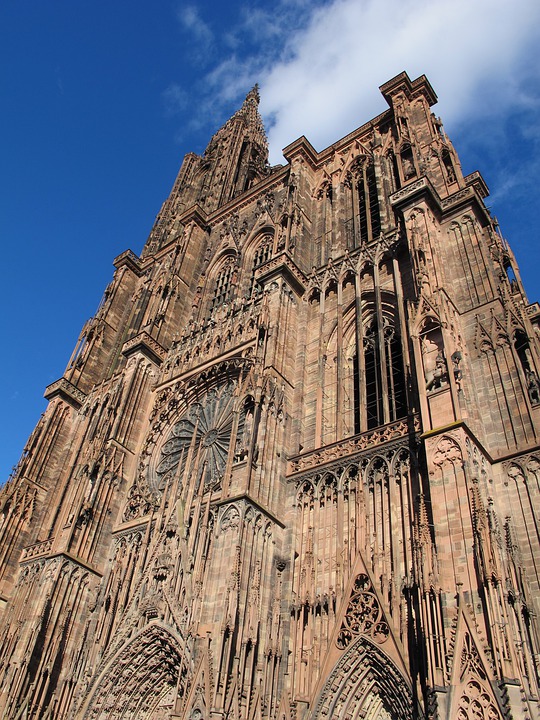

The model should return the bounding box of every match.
[250,0,540,162]
[171,0,540,174]
[162,83,188,116]
[177,5,213,50]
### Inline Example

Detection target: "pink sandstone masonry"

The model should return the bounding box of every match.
[0,74,539,720]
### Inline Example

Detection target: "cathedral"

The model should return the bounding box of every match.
[1,71,540,720]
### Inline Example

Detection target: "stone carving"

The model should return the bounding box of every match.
[123,477,158,521]
[336,573,389,648]
[288,416,419,475]
[390,176,430,204]
[425,352,447,391]
[2,73,539,720]
[43,377,87,407]
[220,504,240,533]
[80,625,189,719]
[122,330,167,364]
[312,635,414,720]
[455,634,503,720]
[432,435,463,467]
[460,631,487,680]
[163,305,259,379]
[456,679,502,720]
[526,368,540,404]
[255,250,307,296]
[155,382,239,492]
[21,538,53,560]
[441,186,474,209]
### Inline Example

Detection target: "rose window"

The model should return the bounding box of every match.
[155,383,243,491]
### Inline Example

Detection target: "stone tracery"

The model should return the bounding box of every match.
[336,573,389,648]
[155,382,242,491]
[80,624,189,720]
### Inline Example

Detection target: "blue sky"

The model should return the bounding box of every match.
[2,0,540,481]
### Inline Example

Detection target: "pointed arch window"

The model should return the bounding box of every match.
[364,319,383,429]
[366,164,381,239]
[210,257,236,313]
[357,303,407,431]
[386,323,407,421]
[248,234,273,298]
[347,160,382,247]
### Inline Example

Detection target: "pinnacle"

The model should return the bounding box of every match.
[244,84,260,106]
[204,83,268,156]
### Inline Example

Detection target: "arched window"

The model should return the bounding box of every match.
[248,234,272,298]
[358,302,407,430]
[364,319,383,428]
[351,161,381,246]
[386,322,407,421]
[210,257,236,314]
[366,164,381,239]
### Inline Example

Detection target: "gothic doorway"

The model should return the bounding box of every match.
[310,636,419,720]
[79,624,188,719]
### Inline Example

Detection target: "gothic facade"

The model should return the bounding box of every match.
[1,72,540,720]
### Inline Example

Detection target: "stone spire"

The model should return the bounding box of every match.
[141,86,271,256]
[204,84,268,161]
[199,85,269,209]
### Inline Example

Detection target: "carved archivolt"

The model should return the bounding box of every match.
[80,623,190,720]
[311,635,415,720]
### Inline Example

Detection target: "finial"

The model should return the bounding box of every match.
[245,84,260,105]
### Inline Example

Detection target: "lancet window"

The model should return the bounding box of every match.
[365,163,381,240]
[210,257,236,314]
[362,312,406,429]
[346,159,382,247]
[310,278,408,447]
[248,234,273,298]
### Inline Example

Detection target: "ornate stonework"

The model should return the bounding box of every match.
[1,72,540,720]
